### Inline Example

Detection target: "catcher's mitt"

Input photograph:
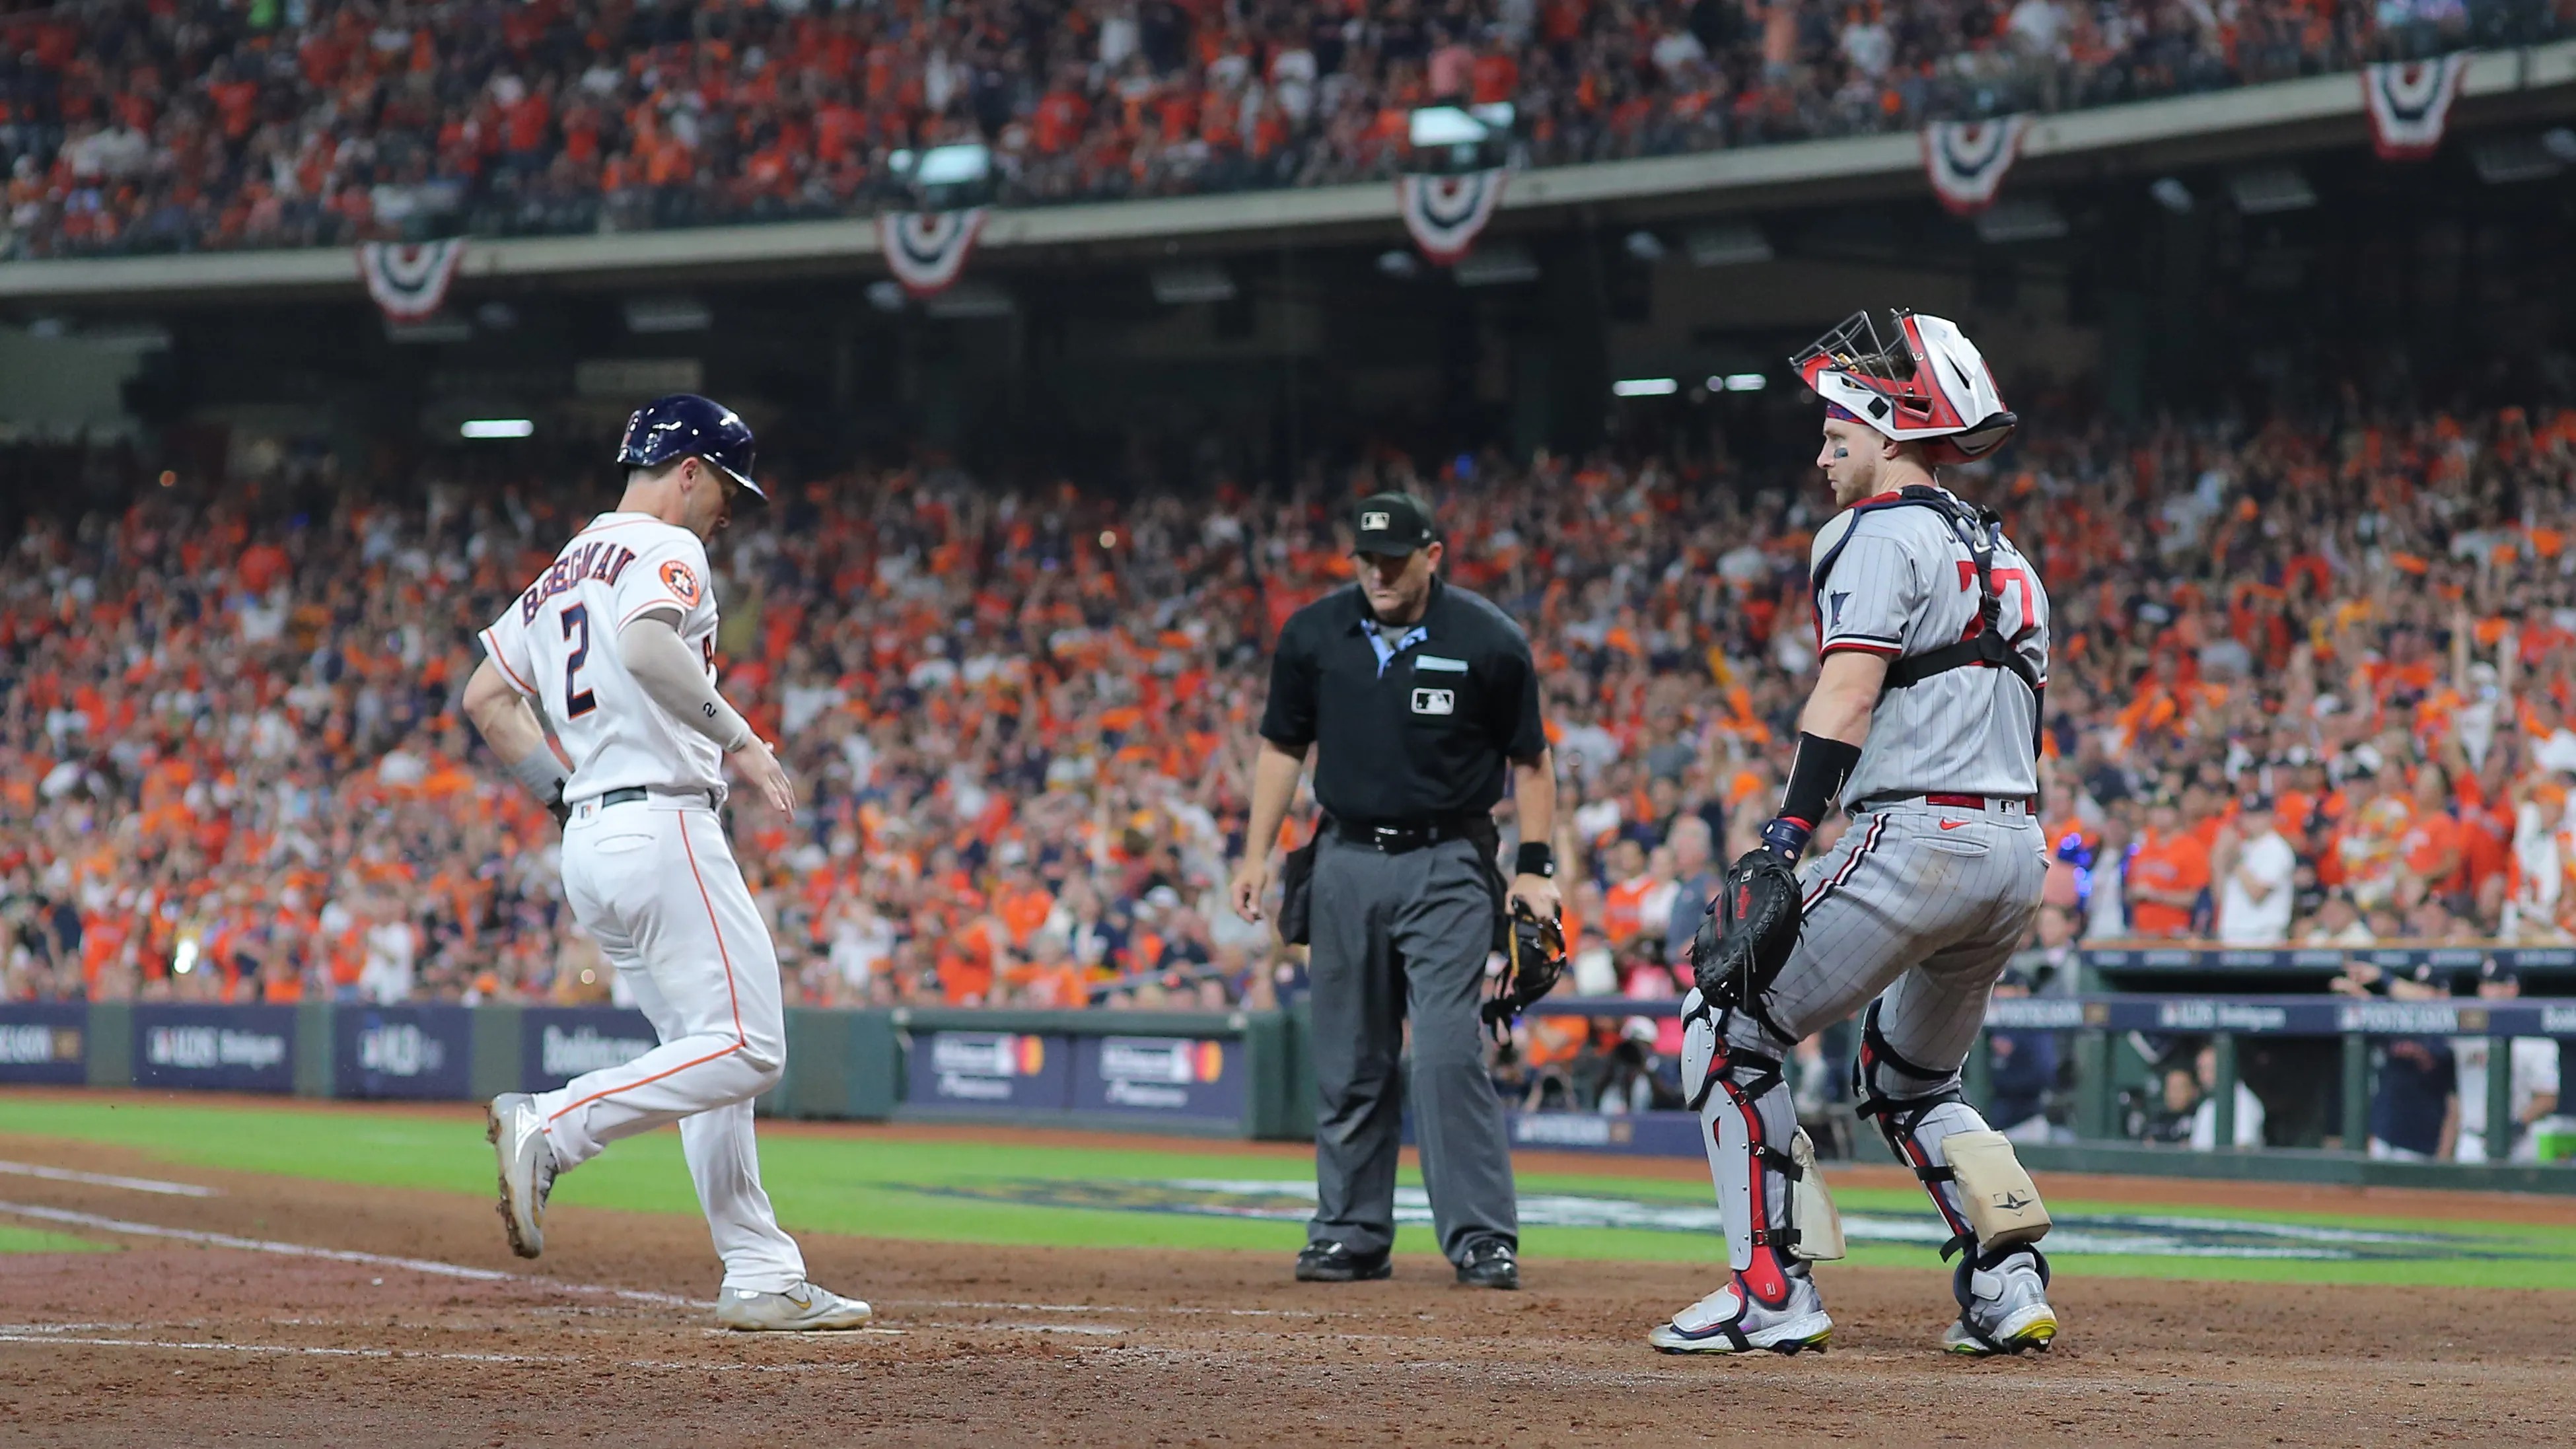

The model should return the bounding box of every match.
[1481,902,1567,1040]
[1687,847,1803,1034]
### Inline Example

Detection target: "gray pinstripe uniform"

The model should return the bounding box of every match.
[1725,494,2051,1087]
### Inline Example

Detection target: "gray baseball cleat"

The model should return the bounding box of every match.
[715,1282,875,1331]
[485,1093,556,1261]
[1943,1246,2059,1355]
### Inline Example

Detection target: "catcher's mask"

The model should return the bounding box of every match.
[1791,310,2016,466]
[1481,901,1567,1042]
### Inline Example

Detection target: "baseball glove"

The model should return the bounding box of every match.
[1481,902,1568,1040]
[1688,848,1803,1032]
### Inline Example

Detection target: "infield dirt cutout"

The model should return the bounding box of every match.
[1,1112,2573,1446]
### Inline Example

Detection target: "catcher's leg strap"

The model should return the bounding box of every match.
[1850,1001,2050,1259]
[1683,995,1843,1282]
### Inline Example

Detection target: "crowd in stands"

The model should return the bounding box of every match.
[11,389,2576,1154]
[0,0,2513,260]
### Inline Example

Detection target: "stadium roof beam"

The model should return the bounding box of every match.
[2,42,2571,305]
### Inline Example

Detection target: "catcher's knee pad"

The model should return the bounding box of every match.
[1686,1006,1845,1289]
[1853,1026,2051,1267]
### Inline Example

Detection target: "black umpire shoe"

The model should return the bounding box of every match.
[1295,1241,1392,1283]
[1454,1240,1520,1290]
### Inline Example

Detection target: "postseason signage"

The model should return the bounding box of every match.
[0,1003,87,1084]
[334,1005,474,1100]
[909,1030,1072,1111]
[133,1005,297,1092]
[518,1007,659,1092]
[1073,1036,1244,1123]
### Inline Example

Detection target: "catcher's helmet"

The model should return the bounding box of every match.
[1791,310,2016,466]
[615,394,764,500]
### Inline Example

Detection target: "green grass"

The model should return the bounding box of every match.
[2,1096,2571,1289]
[0,1222,114,1254]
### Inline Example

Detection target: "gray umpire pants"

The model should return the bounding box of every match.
[1726,800,2046,1092]
[1306,831,1516,1263]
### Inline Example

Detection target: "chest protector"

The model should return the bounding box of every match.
[1811,484,2042,698]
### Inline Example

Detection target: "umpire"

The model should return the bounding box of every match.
[1229,492,1559,1290]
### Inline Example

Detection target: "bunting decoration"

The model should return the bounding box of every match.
[2363,53,2472,162]
[1396,170,1507,265]
[1921,116,2032,217]
[355,238,468,322]
[877,208,988,297]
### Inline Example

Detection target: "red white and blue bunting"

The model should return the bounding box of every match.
[355,238,468,322]
[1921,116,2032,217]
[1397,170,1507,265]
[878,209,988,297]
[2363,53,2472,162]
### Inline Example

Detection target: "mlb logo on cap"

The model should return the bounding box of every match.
[1353,491,1437,557]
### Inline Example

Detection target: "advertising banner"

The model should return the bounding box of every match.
[0,1003,87,1084]
[1071,1036,1244,1125]
[334,1005,475,1100]
[907,1030,1071,1112]
[519,1008,659,1093]
[133,1005,297,1093]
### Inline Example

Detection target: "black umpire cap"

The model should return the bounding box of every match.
[1353,493,1437,557]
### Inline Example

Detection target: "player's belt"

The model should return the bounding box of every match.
[1332,816,1476,853]
[596,786,719,809]
[1858,793,2030,814]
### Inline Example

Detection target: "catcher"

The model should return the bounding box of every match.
[1653,311,2059,1358]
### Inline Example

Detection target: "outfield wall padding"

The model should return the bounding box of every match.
[5,997,2574,1194]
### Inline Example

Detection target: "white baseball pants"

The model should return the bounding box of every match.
[539,796,805,1293]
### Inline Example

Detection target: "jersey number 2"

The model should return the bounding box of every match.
[560,604,598,718]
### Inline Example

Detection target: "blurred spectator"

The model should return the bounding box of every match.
[2451,962,2562,1163]
[2126,793,2209,938]
[2367,1035,2458,1161]
[2182,1043,2266,1150]
[1984,970,2059,1143]
[2215,793,2297,945]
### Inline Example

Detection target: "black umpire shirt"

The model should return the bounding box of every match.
[1258,577,1546,825]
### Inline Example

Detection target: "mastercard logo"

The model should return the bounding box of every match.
[1193,1040,1225,1082]
[1016,1035,1046,1075]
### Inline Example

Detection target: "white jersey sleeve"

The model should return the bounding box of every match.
[611,529,718,636]
[479,602,543,703]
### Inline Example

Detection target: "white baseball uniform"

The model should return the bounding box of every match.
[481,511,803,1294]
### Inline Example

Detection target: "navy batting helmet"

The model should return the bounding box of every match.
[615,394,764,500]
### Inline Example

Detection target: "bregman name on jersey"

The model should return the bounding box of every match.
[519,542,642,623]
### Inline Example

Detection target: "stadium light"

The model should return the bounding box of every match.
[1452,242,1538,287]
[2150,178,2194,215]
[1686,223,1771,267]
[172,937,198,977]
[1612,378,1679,398]
[1722,373,1767,392]
[1150,262,1237,305]
[624,296,711,334]
[460,419,536,439]
[2228,166,2315,215]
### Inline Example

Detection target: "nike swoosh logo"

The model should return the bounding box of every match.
[1939,820,1970,830]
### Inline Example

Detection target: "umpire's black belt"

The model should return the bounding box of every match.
[1332,816,1478,853]
[596,786,720,809]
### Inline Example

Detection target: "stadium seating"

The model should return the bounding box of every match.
[0,0,2499,258]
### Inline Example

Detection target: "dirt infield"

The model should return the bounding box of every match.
[3,1129,2574,1447]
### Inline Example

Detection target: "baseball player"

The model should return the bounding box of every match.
[460,395,871,1331]
[1651,312,2059,1357]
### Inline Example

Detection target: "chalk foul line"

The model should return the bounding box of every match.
[0,1201,702,1308]
[0,1160,218,1197]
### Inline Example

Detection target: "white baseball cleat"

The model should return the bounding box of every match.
[1944,1247,2059,1355]
[715,1282,876,1331]
[1648,1271,1832,1356]
[485,1092,556,1261]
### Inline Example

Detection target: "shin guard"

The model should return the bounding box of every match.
[1850,1001,2053,1331]
[1683,994,1838,1305]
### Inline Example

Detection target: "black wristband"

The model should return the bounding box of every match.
[1777,732,1865,828]
[1515,842,1554,878]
